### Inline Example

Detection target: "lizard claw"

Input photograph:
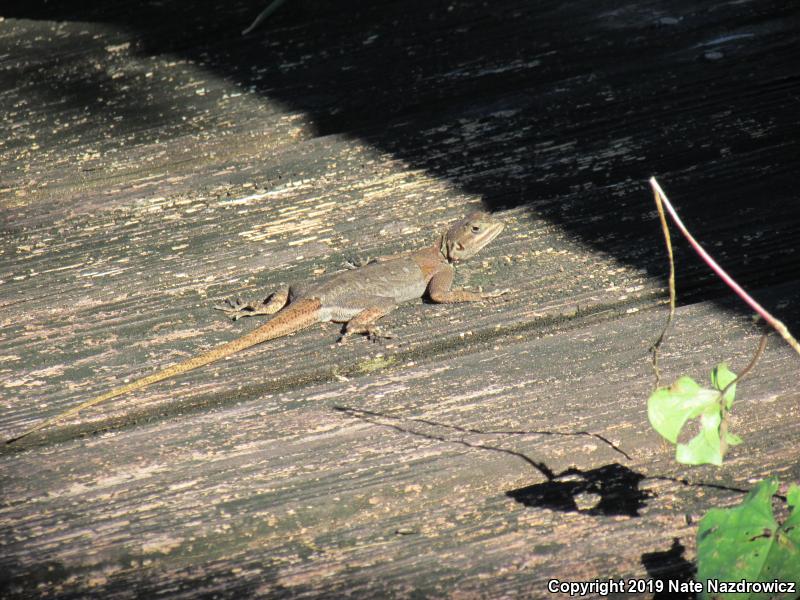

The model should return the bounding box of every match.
[214,298,241,320]
[343,255,373,270]
[214,297,265,321]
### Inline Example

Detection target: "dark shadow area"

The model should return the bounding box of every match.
[3,0,800,327]
[0,555,337,600]
[507,463,651,517]
[0,559,71,600]
[641,538,697,599]
[507,468,756,517]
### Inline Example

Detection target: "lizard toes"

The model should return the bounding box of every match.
[213,304,235,317]
[342,257,359,270]
[483,288,512,300]
[367,328,395,342]
[215,298,237,310]
[342,255,372,270]
[214,299,249,321]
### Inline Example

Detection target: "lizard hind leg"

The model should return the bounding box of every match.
[339,301,397,343]
[215,288,289,321]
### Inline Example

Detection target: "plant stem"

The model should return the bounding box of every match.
[649,177,800,356]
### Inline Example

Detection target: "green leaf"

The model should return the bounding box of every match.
[648,376,714,443]
[788,484,800,510]
[697,478,800,599]
[711,362,737,408]
[726,432,743,446]
[647,364,739,465]
[674,408,724,466]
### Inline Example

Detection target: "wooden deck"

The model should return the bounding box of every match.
[1,0,799,597]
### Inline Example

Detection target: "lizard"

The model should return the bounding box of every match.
[7,211,507,444]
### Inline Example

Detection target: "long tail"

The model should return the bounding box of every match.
[7,298,322,444]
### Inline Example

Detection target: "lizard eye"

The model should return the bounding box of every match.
[471,225,480,233]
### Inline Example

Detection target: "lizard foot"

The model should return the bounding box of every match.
[480,288,512,300]
[214,297,270,321]
[337,327,395,344]
[366,327,395,342]
[342,255,374,270]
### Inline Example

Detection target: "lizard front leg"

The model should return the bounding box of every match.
[215,287,290,321]
[427,266,509,304]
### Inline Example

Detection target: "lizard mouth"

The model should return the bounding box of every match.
[468,222,504,254]
[450,222,504,262]
[481,223,504,246]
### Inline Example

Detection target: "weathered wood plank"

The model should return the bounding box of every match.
[0,183,669,434]
[2,291,798,597]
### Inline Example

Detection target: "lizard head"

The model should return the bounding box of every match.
[441,211,504,262]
